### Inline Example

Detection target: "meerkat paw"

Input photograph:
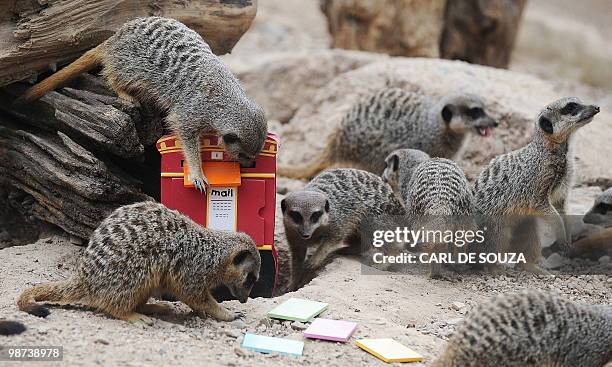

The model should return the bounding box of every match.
[518,263,552,276]
[484,263,504,275]
[121,312,155,327]
[203,308,238,322]
[190,175,209,193]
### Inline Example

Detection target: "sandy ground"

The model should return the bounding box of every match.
[1,1,612,366]
[1,192,611,367]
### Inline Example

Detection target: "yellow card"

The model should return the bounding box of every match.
[356,338,424,363]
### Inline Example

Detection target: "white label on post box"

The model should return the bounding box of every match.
[207,187,237,231]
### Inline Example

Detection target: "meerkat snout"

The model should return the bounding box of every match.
[224,244,261,304]
[441,94,498,137]
[281,192,330,240]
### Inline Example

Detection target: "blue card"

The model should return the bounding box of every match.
[242,333,304,356]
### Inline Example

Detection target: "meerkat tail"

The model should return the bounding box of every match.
[277,153,331,179]
[277,132,338,179]
[15,43,106,104]
[0,321,27,336]
[17,279,84,318]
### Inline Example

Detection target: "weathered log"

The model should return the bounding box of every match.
[319,0,526,68]
[440,0,527,68]
[0,75,162,240]
[320,0,445,58]
[0,84,144,158]
[0,0,257,87]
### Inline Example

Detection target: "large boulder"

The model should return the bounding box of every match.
[228,50,387,123]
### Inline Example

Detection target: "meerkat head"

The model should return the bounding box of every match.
[222,233,261,303]
[222,102,268,166]
[583,188,612,226]
[536,97,600,143]
[382,149,430,192]
[281,191,330,240]
[439,94,498,137]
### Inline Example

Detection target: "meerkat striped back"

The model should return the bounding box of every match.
[404,158,474,216]
[105,16,242,104]
[307,168,406,218]
[431,290,612,367]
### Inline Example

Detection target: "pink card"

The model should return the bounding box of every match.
[303,318,357,342]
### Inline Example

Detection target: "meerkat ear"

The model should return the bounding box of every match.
[441,105,453,123]
[232,250,255,268]
[281,199,287,213]
[324,200,330,212]
[223,133,240,144]
[539,117,553,134]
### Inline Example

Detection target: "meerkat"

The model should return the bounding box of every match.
[281,168,406,291]
[0,320,26,336]
[17,202,260,325]
[278,87,497,179]
[16,17,267,192]
[382,149,477,278]
[474,98,600,274]
[431,290,612,367]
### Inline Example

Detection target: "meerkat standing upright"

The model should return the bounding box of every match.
[382,149,477,278]
[281,169,406,291]
[431,290,612,367]
[474,98,600,273]
[17,17,267,192]
[18,202,261,324]
[279,88,497,178]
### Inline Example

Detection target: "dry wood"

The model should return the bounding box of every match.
[320,0,526,68]
[0,0,257,87]
[320,0,445,58]
[440,0,527,68]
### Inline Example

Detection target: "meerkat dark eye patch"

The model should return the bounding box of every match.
[466,107,485,119]
[310,211,323,223]
[560,102,580,115]
[441,105,453,123]
[390,154,399,172]
[288,210,303,224]
[539,117,553,134]
[223,133,240,144]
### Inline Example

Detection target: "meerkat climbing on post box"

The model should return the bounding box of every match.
[17,17,267,192]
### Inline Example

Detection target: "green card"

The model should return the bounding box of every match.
[267,298,328,322]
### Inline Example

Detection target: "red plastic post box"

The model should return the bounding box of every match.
[156,133,280,297]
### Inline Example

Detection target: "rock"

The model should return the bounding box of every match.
[233,347,249,358]
[229,319,247,329]
[446,317,464,325]
[542,253,566,269]
[450,302,466,311]
[229,50,386,123]
[224,329,242,339]
[599,255,611,264]
[290,321,308,331]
